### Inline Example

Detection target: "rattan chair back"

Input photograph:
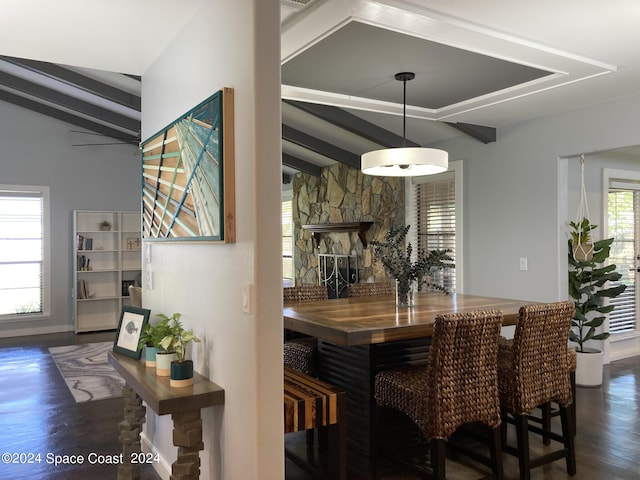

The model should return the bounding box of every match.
[499,301,575,415]
[283,285,328,303]
[375,309,503,440]
[348,282,395,297]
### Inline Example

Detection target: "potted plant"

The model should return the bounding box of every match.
[568,218,626,386]
[98,220,112,231]
[371,225,454,307]
[158,313,201,387]
[137,316,171,368]
[153,313,179,376]
[569,217,596,261]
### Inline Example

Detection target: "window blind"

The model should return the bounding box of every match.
[416,177,456,293]
[282,198,293,282]
[608,188,637,335]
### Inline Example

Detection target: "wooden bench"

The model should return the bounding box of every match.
[284,367,346,480]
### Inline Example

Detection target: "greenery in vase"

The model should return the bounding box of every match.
[568,219,626,352]
[137,316,172,351]
[158,313,201,363]
[370,225,454,299]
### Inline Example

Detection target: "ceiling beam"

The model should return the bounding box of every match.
[0,71,140,133]
[284,100,419,148]
[445,122,496,144]
[282,124,360,169]
[0,56,141,110]
[0,89,138,144]
[282,153,322,177]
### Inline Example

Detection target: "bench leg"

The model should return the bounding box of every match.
[327,392,347,480]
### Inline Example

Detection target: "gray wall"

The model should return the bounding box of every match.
[0,100,141,335]
[431,94,640,302]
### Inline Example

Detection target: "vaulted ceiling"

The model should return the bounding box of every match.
[1,0,640,178]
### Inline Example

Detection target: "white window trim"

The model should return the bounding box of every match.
[0,184,51,322]
[406,160,464,293]
[602,168,640,361]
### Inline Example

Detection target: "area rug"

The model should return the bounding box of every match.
[49,341,124,403]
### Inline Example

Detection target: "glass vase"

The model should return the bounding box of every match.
[395,279,415,307]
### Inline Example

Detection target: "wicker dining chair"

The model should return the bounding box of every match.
[497,301,576,480]
[282,285,328,376]
[348,281,395,297]
[282,285,329,446]
[374,309,504,480]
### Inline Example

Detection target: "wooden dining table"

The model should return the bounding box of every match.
[283,291,535,477]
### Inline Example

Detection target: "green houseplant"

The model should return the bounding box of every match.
[137,316,171,368]
[371,225,454,307]
[568,218,626,386]
[158,313,201,387]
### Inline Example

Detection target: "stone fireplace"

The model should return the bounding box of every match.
[292,163,405,286]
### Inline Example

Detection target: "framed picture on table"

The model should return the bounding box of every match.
[113,305,151,359]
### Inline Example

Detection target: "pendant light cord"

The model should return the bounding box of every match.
[402,76,407,147]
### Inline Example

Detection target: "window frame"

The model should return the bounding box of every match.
[0,184,51,322]
[407,160,463,293]
[282,189,294,286]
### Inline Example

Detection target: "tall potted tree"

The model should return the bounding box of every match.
[568,218,626,386]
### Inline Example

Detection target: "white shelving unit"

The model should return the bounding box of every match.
[73,210,141,333]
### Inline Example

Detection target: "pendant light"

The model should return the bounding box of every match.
[361,72,448,177]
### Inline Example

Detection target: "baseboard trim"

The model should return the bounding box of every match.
[141,432,172,480]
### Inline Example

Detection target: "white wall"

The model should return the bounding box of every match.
[430,94,640,303]
[0,100,140,336]
[140,1,283,479]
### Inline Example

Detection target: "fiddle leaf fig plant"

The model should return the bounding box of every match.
[158,313,201,363]
[568,220,626,352]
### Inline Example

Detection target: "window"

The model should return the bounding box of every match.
[282,193,293,285]
[608,187,638,336]
[0,185,50,319]
[409,161,463,293]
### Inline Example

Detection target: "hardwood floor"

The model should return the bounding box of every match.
[1,331,637,479]
[285,355,640,479]
[0,331,160,480]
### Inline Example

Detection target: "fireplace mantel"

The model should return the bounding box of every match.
[302,221,373,247]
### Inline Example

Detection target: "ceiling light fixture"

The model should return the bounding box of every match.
[361,72,448,177]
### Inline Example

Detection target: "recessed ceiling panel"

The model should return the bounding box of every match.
[282,21,552,109]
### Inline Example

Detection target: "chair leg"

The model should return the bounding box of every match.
[560,405,577,476]
[514,414,531,480]
[570,370,577,437]
[488,424,505,480]
[371,405,383,480]
[305,429,314,447]
[430,438,446,480]
[540,402,551,445]
[500,407,508,446]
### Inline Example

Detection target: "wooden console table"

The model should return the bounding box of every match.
[108,351,225,480]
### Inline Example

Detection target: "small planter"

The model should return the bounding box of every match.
[155,352,178,377]
[170,360,194,387]
[572,242,594,262]
[144,346,159,368]
[575,348,604,387]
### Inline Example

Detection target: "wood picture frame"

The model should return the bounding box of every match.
[113,305,151,359]
[141,88,235,243]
